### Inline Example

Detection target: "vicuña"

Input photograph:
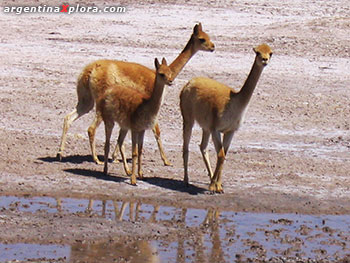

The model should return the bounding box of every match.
[180,44,273,193]
[98,58,172,185]
[57,23,215,168]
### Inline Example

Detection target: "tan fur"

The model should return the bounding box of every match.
[56,23,215,167]
[87,60,155,100]
[100,58,172,185]
[186,77,232,116]
[180,44,273,193]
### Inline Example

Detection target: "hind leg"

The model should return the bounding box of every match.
[117,129,131,176]
[57,109,79,160]
[57,82,94,160]
[112,129,127,163]
[152,122,172,166]
[88,112,103,164]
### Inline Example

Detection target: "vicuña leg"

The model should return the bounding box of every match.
[130,131,139,185]
[137,131,145,179]
[152,123,172,166]
[116,129,131,176]
[111,143,120,163]
[111,122,171,167]
[88,113,103,164]
[209,131,225,193]
[57,110,79,160]
[182,119,194,185]
[210,148,225,193]
[200,130,214,179]
[103,120,114,175]
[223,131,234,155]
[57,79,94,160]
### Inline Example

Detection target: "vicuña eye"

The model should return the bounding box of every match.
[199,38,206,43]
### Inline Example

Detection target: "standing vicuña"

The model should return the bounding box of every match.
[180,44,273,193]
[56,23,215,167]
[99,58,172,185]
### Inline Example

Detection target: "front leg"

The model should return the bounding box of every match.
[209,148,225,193]
[137,130,145,179]
[103,120,114,175]
[209,131,225,193]
[152,123,172,166]
[130,131,138,185]
[223,131,234,155]
[182,121,194,186]
[200,129,214,179]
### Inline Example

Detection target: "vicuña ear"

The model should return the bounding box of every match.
[193,23,200,35]
[155,58,160,70]
[161,57,167,66]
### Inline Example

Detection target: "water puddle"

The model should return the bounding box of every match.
[0,243,69,262]
[1,195,350,262]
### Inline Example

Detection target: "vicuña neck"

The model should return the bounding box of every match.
[145,76,166,115]
[237,57,264,106]
[169,35,197,81]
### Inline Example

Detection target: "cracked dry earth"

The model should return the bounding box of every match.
[0,0,350,262]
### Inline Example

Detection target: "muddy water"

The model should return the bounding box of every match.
[1,196,350,262]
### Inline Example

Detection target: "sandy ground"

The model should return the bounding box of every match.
[0,0,350,261]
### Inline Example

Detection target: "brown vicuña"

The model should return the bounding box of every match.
[99,58,172,185]
[56,23,215,166]
[180,44,273,193]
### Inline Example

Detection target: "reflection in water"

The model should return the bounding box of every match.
[1,195,350,262]
[70,240,159,263]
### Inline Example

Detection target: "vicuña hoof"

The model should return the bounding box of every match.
[138,172,144,180]
[125,169,132,177]
[163,160,172,166]
[94,158,104,165]
[130,179,137,186]
[209,184,224,194]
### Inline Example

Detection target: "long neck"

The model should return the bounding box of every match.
[237,57,264,106]
[169,35,197,81]
[144,75,166,115]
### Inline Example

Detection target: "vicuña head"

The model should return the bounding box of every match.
[155,57,173,86]
[191,23,215,52]
[253,43,273,67]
